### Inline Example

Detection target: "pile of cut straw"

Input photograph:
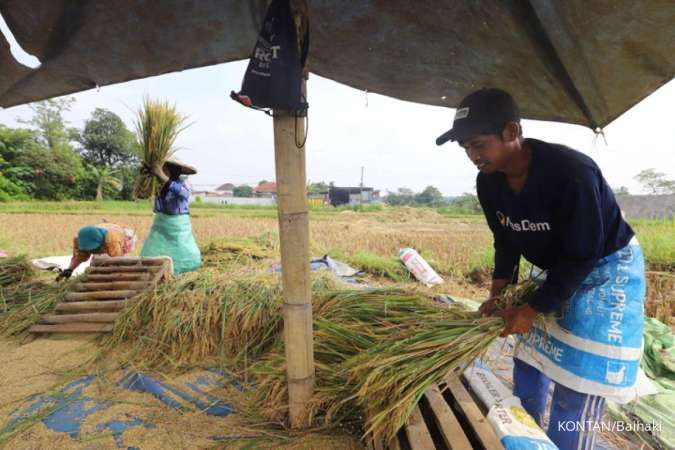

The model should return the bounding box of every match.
[100,265,534,443]
[0,255,34,287]
[249,288,512,441]
[0,283,71,337]
[133,97,188,199]
[100,269,339,369]
[200,238,272,269]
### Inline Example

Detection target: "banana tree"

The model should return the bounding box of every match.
[91,166,122,201]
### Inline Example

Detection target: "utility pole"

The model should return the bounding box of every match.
[360,166,364,205]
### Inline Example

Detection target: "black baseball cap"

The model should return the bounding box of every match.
[436,88,521,145]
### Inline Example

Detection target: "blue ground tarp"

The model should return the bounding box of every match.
[2,369,236,448]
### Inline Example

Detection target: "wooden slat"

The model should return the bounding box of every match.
[404,405,435,450]
[65,290,138,301]
[29,323,113,333]
[91,257,167,266]
[42,312,119,324]
[86,266,161,274]
[75,281,152,292]
[55,300,126,312]
[82,273,150,282]
[425,384,472,450]
[444,378,503,450]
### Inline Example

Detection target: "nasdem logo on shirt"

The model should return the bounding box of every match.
[496,211,551,232]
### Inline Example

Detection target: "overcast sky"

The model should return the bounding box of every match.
[1,57,673,196]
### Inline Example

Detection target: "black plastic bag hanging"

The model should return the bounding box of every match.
[231,0,309,115]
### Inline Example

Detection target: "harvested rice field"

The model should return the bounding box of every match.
[0,203,672,449]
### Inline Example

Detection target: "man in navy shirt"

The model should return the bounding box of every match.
[436,88,646,449]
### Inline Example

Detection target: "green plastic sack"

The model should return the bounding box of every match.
[608,317,675,449]
[140,213,201,274]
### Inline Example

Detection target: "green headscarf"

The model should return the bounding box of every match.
[77,225,108,252]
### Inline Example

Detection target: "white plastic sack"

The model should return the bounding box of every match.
[487,398,559,450]
[31,255,89,276]
[465,361,559,449]
[399,248,443,286]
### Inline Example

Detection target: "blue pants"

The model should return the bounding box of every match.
[514,359,605,450]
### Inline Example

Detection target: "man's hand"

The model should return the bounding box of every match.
[478,298,499,317]
[499,304,538,337]
[55,268,73,282]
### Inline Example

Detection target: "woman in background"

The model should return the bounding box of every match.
[140,156,201,274]
[57,222,138,280]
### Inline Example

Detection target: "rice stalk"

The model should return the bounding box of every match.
[100,269,338,370]
[0,255,34,287]
[100,263,534,443]
[0,279,71,336]
[249,284,534,442]
[133,97,188,199]
[200,238,272,269]
[343,251,411,282]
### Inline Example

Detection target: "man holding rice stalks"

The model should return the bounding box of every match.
[139,156,201,274]
[57,222,138,280]
[437,88,646,449]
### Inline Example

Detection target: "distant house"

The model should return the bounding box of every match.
[215,182,236,197]
[308,190,330,207]
[328,186,379,206]
[254,182,277,198]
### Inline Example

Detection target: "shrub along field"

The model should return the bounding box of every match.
[0,200,672,320]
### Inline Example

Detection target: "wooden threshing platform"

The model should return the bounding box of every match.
[370,373,503,450]
[29,256,172,334]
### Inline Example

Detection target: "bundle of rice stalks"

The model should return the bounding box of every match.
[133,97,188,199]
[343,251,410,282]
[200,238,272,269]
[101,269,339,369]
[252,289,451,425]
[0,279,71,336]
[251,283,535,443]
[0,255,34,287]
[341,316,502,440]
[494,278,537,310]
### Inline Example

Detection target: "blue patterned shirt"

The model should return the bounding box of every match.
[154,180,191,215]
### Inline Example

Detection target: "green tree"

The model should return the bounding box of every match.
[114,166,138,201]
[307,181,329,195]
[450,193,482,213]
[415,186,444,205]
[0,172,27,201]
[634,169,675,195]
[0,125,83,200]
[234,185,253,197]
[77,108,137,167]
[0,126,39,195]
[18,97,76,150]
[89,166,122,201]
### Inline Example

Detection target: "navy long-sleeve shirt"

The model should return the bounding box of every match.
[477,138,634,313]
[154,180,191,215]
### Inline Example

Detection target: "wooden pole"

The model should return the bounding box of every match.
[275,103,314,428]
[276,0,312,428]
